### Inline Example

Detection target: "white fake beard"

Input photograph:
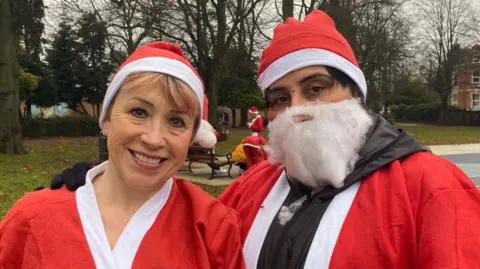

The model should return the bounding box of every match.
[266,98,374,190]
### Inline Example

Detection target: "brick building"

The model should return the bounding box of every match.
[451,44,480,110]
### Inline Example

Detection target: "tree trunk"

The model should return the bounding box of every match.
[18,107,24,131]
[231,107,237,128]
[25,100,32,116]
[438,91,449,124]
[207,65,221,128]
[282,0,294,21]
[207,0,227,128]
[96,104,101,118]
[240,107,248,127]
[0,0,26,154]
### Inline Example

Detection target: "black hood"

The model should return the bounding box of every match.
[313,113,429,200]
[351,114,428,180]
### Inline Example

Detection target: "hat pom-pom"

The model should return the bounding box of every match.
[194,119,217,148]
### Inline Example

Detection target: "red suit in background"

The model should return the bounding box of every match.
[247,106,264,137]
[243,106,268,168]
[242,136,269,169]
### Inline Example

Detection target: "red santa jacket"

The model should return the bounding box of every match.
[220,153,480,269]
[219,115,480,269]
[249,116,264,133]
[0,178,245,269]
[242,135,269,168]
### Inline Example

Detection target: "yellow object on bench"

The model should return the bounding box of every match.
[231,143,248,163]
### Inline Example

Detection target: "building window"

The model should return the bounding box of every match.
[452,94,458,107]
[474,56,480,64]
[453,73,458,87]
[473,94,480,108]
[473,71,480,86]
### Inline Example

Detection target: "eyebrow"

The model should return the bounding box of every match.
[170,108,188,114]
[265,86,288,96]
[266,73,332,94]
[299,73,331,84]
[131,97,154,108]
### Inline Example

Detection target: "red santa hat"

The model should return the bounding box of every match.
[257,10,367,99]
[99,41,216,147]
[249,106,259,114]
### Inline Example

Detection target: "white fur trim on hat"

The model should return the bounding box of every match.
[258,48,367,99]
[193,119,217,148]
[99,57,204,128]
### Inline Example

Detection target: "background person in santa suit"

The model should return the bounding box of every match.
[1,42,245,269]
[242,106,268,169]
[43,10,480,269]
[247,106,264,136]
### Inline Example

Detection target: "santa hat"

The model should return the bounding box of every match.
[257,10,367,99]
[99,41,216,147]
[249,106,259,114]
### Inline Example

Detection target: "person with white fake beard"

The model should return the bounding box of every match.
[41,10,480,269]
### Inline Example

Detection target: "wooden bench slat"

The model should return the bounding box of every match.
[185,145,233,179]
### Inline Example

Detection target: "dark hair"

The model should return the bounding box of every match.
[325,66,365,103]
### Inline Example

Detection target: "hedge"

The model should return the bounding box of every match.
[23,116,100,137]
[390,103,480,126]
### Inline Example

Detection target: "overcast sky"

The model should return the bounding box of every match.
[41,0,479,52]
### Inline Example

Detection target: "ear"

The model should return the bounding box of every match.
[102,119,110,136]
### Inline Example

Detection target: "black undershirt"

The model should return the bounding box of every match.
[256,178,335,269]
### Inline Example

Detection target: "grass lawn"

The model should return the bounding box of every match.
[1,124,480,219]
[395,124,480,145]
[0,138,98,219]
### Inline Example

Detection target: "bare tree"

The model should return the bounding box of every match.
[233,0,269,126]
[147,0,265,124]
[416,0,474,111]
[55,0,153,61]
[466,4,480,44]
[355,0,411,110]
[311,0,411,111]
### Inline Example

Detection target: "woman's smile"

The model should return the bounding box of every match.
[129,149,167,170]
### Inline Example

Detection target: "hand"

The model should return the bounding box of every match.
[50,161,101,191]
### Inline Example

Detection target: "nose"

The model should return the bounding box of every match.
[292,114,313,123]
[290,91,309,107]
[140,122,167,149]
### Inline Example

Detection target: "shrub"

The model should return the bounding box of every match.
[381,111,395,125]
[389,102,480,126]
[23,116,100,137]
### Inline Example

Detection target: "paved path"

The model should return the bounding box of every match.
[441,154,480,186]
[176,163,240,186]
[428,143,480,155]
[179,143,480,187]
[428,144,480,186]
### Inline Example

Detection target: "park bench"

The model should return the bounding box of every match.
[185,145,233,179]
